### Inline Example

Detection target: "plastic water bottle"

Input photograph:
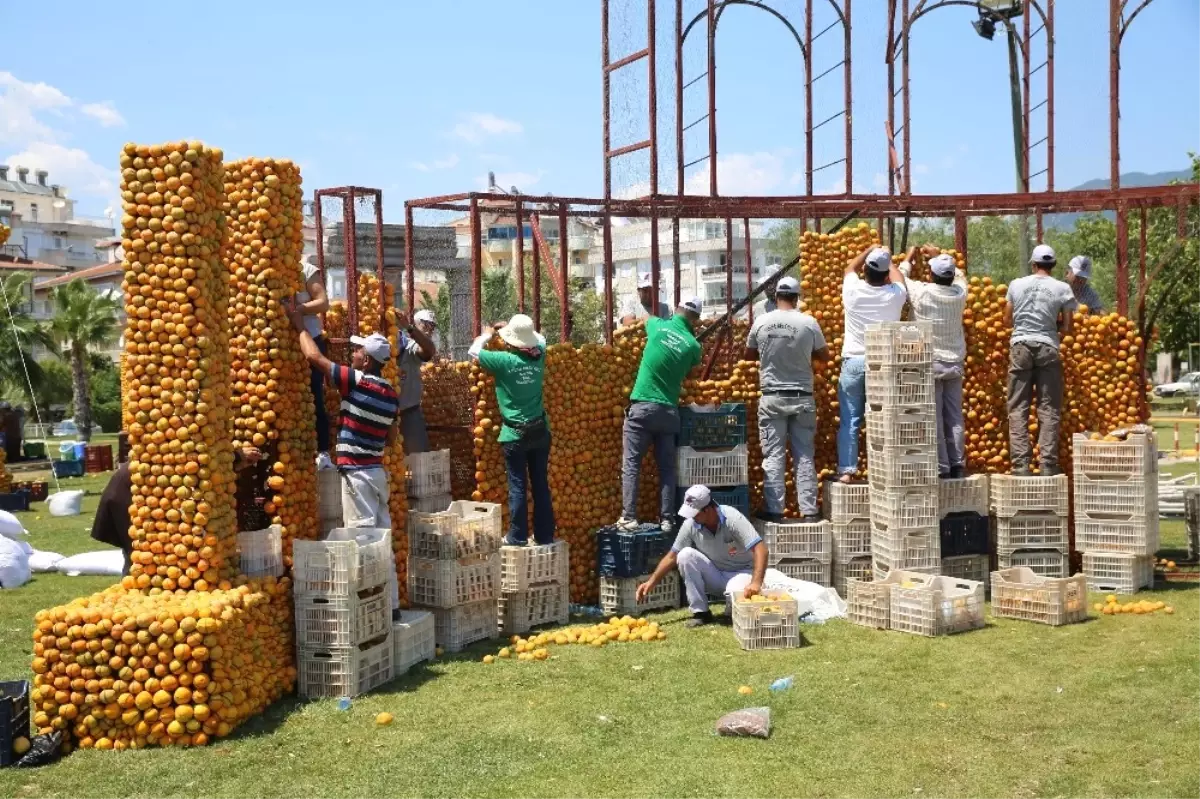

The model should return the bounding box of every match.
[769,676,794,692]
[337,697,352,711]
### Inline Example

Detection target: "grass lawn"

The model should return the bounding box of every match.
[1,470,1197,798]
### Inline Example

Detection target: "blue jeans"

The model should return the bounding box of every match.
[503,438,556,544]
[836,356,867,475]
[311,335,331,453]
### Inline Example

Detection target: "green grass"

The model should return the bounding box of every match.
[0,473,1197,798]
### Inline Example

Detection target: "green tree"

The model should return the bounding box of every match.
[418,284,451,337]
[48,278,119,442]
[0,271,55,405]
[32,359,73,411]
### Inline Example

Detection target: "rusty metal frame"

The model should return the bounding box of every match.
[313,186,386,342]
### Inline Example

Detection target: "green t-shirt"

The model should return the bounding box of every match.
[630,315,702,406]
[477,348,548,443]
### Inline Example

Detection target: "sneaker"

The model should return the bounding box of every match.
[659,517,675,535]
[949,465,967,479]
[1040,466,1062,477]
[939,471,951,480]
[1011,465,1031,477]
[754,510,784,524]
[799,514,823,524]
[684,611,714,628]
[315,452,334,471]
[501,535,527,547]
[614,517,640,532]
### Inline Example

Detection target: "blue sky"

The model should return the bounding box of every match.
[2,0,1196,221]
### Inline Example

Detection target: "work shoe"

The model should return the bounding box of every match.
[1011,465,1031,477]
[949,465,967,479]
[315,451,334,471]
[755,510,784,524]
[799,514,823,524]
[501,535,527,547]
[614,517,640,531]
[684,611,714,628]
[659,517,675,535]
[1040,466,1062,477]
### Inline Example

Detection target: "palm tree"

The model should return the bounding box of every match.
[48,278,119,442]
[0,271,55,405]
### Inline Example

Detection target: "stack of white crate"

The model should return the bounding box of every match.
[992,474,1070,577]
[1073,431,1159,594]
[293,528,395,698]
[864,321,940,580]
[756,517,832,586]
[406,449,454,513]
[823,481,872,597]
[499,540,571,636]
[408,501,502,653]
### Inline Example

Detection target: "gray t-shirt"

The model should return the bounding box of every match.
[397,336,424,411]
[1007,274,1077,349]
[1072,282,1105,314]
[671,505,762,572]
[296,262,324,338]
[746,309,826,393]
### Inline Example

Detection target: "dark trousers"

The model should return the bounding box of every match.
[503,437,556,545]
[1007,341,1064,470]
[311,335,331,453]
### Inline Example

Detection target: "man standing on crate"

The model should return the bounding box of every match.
[619,272,672,327]
[1005,244,1076,476]
[836,246,907,483]
[1066,255,1106,314]
[294,256,333,470]
[743,275,829,521]
[615,298,705,534]
[899,244,969,479]
[396,309,438,454]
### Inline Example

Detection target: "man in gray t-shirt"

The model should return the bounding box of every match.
[1005,245,1076,476]
[396,310,438,454]
[744,276,829,520]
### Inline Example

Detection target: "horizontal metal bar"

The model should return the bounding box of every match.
[811,19,839,42]
[607,139,652,159]
[812,157,848,174]
[811,109,846,133]
[605,48,649,72]
[682,71,709,91]
[683,154,711,169]
[682,114,710,133]
[812,59,847,83]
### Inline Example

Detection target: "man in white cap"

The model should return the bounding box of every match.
[635,484,768,627]
[396,309,438,454]
[743,274,829,520]
[294,256,333,469]
[836,245,907,482]
[1005,244,1076,476]
[620,272,672,326]
[1066,255,1105,314]
[900,244,969,478]
[469,314,556,546]
[615,297,704,533]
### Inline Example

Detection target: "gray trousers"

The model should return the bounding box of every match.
[933,362,966,475]
[1007,341,1063,470]
[758,394,818,516]
[621,401,679,519]
[677,547,750,614]
[400,405,431,454]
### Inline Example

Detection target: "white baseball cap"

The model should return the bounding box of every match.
[865,247,892,274]
[414,309,437,325]
[1068,255,1092,279]
[928,253,956,278]
[1030,244,1057,266]
[776,276,800,295]
[677,485,712,519]
[679,296,703,315]
[637,272,654,289]
[350,333,392,363]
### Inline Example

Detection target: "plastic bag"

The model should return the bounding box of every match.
[0,509,27,539]
[0,533,32,588]
[47,490,85,517]
[55,549,124,576]
[715,706,771,739]
[15,731,64,768]
[28,549,65,573]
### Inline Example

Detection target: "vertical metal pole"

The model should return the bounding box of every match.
[672,215,682,310]
[1036,209,1044,241]
[559,202,570,342]
[707,0,718,196]
[1109,0,1121,193]
[804,0,814,196]
[650,204,661,322]
[603,0,612,202]
[515,200,525,313]
[743,217,753,324]
[901,0,910,194]
[1007,24,1030,267]
[532,216,542,331]
[844,0,854,194]
[603,210,614,345]
[676,0,685,197]
[345,189,359,335]
[648,0,658,197]
[1022,1,1032,191]
[1047,0,1055,191]
[725,217,734,319]
[1116,205,1129,314]
[954,212,967,257]
[469,196,481,336]
[404,203,415,314]
[373,190,385,327]
[314,190,326,296]
[1138,207,1148,315]
[886,0,897,197]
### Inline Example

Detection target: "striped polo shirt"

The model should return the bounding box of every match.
[330,364,399,470]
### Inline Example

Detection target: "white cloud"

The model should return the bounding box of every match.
[452,112,523,144]
[80,101,125,128]
[478,170,545,192]
[410,153,460,172]
[0,71,72,144]
[3,142,118,196]
[685,151,787,196]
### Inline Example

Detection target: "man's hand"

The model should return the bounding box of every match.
[743,580,762,600]
[396,310,411,329]
[635,579,657,604]
[492,321,507,331]
[920,243,941,259]
[281,298,304,331]
[241,447,262,465]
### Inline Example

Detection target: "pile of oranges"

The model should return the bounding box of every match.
[1095,594,1173,616]
[0,443,10,493]
[421,360,477,501]
[482,615,666,663]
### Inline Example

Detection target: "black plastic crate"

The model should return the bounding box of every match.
[596,526,670,578]
[675,485,750,519]
[51,460,84,479]
[0,491,30,513]
[1,679,30,767]
[678,404,747,449]
[940,511,990,557]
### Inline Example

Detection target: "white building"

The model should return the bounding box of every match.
[0,165,114,268]
[588,218,774,318]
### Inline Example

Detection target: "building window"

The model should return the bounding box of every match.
[704,222,722,239]
[573,254,582,265]
[54,236,63,249]
[718,253,728,267]
[30,203,38,222]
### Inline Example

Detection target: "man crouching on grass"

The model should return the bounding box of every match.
[635,485,768,627]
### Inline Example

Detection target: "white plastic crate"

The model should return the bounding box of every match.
[432,599,498,652]
[872,528,941,573]
[890,575,985,637]
[866,405,937,449]
[238,524,283,578]
[773,558,832,586]
[500,540,570,591]
[409,501,503,560]
[989,474,1069,517]
[833,556,873,598]
[995,513,1069,553]
[599,571,681,616]
[846,577,890,629]
[990,568,1089,626]
[408,493,453,514]
[393,609,436,674]
[297,633,393,699]
[756,519,831,563]
[867,445,938,491]
[293,528,392,597]
[870,487,939,532]
[998,549,1068,579]
[1074,517,1159,556]
[873,561,939,582]
[499,582,570,635]
[939,474,990,517]
[1072,432,1156,479]
[1074,475,1156,521]
[864,321,933,367]
[731,591,800,650]
[295,586,391,648]
[832,519,872,561]
[1082,552,1155,595]
[318,469,342,517]
[823,481,871,521]
[406,449,452,498]
[407,554,500,609]
[865,365,934,407]
[940,554,990,593]
[676,444,748,487]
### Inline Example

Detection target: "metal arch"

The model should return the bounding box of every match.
[682,0,807,57]
[1118,0,1156,40]
[892,0,1051,61]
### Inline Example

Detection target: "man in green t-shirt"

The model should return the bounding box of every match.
[468,314,556,546]
[616,297,704,532]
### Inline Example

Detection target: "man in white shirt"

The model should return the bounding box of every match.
[836,246,907,482]
[1066,255,1105,314]
[295,257,332,469]
[901,245,969,478]
[619,272,672,326]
